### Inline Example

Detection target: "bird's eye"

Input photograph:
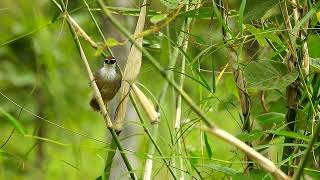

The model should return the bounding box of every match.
[109,59,116,64]
[104,60,109,64]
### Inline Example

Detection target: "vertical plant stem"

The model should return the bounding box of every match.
[103,138,117,179]
[173,1,195,178]
[279,1,295,175]
[143,123,159,180]
[216,0,252,170]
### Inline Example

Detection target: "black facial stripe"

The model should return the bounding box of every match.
[104,59,116,64]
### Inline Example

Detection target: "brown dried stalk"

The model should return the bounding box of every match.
[114,0,147,132]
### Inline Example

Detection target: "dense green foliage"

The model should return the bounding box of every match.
[1,0,320,179]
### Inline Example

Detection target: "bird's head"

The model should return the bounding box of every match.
[104,56,117,68]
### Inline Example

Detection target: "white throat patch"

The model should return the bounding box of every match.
[100,65,117,80]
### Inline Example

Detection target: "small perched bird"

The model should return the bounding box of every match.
[90,56,122,111]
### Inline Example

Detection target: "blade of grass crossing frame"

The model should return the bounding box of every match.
[0,108,26,135]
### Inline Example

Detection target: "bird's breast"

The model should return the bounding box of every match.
[99,67,117,81]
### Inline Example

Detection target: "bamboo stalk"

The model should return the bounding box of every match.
[173,2,195,178]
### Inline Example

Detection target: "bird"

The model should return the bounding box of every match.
[90,56,122,111]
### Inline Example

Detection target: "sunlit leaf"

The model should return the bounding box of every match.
[317,11,320,22]
[105,38,121,47]
[246,25,282,47]
[246,24,266,46]
[150,14,168,24]
[308,35,320,58]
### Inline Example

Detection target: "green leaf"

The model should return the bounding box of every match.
[232,173,252,180]
[105,38,120,47]
[150,14,168,24]
[0,108,26,135]
[160,0,187,9]
[246,24,266,46]
[264,32,282,45]
[211,59,216,93]
[246,25,282,47]
[244,60,298,90]
[310,58,320,72]
[308,35,320,58]
[244,0,279,21]
[256,112,285,128]
[203,132,213,158]
[267,130,309,142]
[178,7,214,18]
[238,0,247,32]
[232,170,271,180]
[197,163,239,175]
[0,150,14,158]
[250,169,271,180]
[236,130,264,143]
[197,70,211,91]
